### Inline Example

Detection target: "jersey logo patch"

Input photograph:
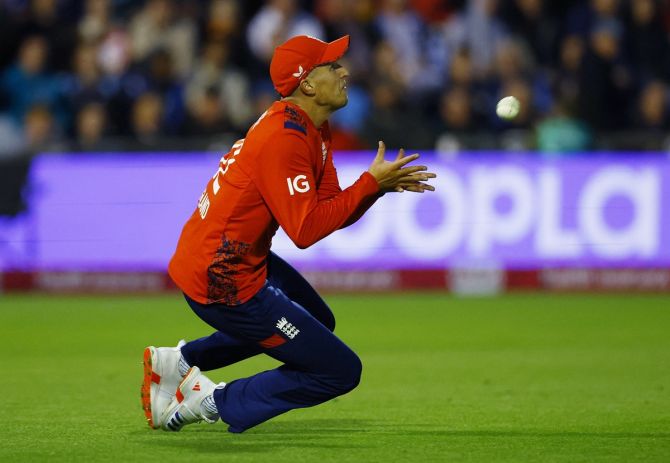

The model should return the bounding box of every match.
[284,107,307,135]
[287,175,310,195]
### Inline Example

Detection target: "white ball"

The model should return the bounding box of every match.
[496,96,520,120]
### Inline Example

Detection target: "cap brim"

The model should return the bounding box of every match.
[318,35,350,65]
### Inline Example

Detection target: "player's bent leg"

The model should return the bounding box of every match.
[267,252,335,331]
[180,327,263,371]
[175,294,265,373]
[177,251,336,375]
[141,340,188,429]
[197,284,363,433]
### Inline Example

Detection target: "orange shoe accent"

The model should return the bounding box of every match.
[141,347,155,428]
[176,388,185,403]
[259,333,286,349]
[151,372,161,384]
[193,382,201,391]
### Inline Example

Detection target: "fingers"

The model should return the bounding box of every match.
[395,148,405,161]
[375,140,386,162]
[397,166,430,177]
[399,183,435,193]
[397,172,436,181]
[393,152,420,168]
[402,185,425,193]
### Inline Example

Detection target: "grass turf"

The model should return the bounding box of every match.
[1,292,669,462]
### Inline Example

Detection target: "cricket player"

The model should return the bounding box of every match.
[141,35,436,433]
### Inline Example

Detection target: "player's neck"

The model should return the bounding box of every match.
[282,96,331,128]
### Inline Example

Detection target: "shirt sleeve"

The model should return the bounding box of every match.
[317,151,342,201]
[318,151,383,229]
[255,133,380,249]
[341,192,384,228]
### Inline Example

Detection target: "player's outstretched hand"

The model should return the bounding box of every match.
[367,141,436,193]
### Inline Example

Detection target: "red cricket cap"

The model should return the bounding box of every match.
[270,35,350,97]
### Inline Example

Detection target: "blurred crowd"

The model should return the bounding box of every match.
[2,0,670,158]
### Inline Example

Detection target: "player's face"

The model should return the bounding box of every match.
[308,62,349,110]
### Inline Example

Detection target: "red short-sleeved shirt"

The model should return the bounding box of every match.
[168,101,380,305]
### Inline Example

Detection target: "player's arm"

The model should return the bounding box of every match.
[318,142,437,228]
[316,151,342,201]
[256,134,380,249]
[317,150,383,229]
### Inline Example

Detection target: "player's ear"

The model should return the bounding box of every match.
[299,78,316,96]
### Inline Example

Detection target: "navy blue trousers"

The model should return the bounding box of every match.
[180,253,362,433]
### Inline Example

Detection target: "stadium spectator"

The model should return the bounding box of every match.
[201,0,253,77]
[184,40,253,132]
[578,17,632,129]
[369,41,407,94]
[634,80,669,130]
[433,85,482,154]
[16,0,78,72]
[552,34,585,113]
[566,0,621,37]
[143,49,185,133]
[494,38,535,83]
[500,0,559,67]
[438,86,476,132]
[446,46,473,87]
[95,12,133,78]
[0,36,61,125]
[361,79,433,150]
[78,0,113,44]
[203,0,242,45]
[22,103,65,154]
[536,98,592,154]
[625,0,670,82]
[129,91,164,149]
[246,0,325,64]
[129,0,197,79]
[442,0,508,79]
[181,86,235,137]
[375,0,428,90]
[70,101,117,152]
[315,0,380,81]
[62,42,115,129]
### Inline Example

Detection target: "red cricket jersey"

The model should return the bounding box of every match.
[168,101,380,305]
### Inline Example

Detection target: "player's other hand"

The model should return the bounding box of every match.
[367,141,436,193]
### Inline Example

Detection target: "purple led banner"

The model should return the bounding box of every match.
[0,152,668,270]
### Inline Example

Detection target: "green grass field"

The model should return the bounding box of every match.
[1,292,669,462]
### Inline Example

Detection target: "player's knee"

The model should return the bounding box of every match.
[337,352,362,393]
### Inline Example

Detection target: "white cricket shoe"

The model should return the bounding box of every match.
[160,366,225,432]
[141,340,187,429]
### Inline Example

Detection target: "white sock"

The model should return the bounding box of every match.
[201,394,219,419]
[178,354,190,377]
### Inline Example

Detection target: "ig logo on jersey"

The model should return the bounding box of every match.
[287,175,310,195]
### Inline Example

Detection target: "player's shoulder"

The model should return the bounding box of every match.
[253,101,312,138]
[282,104,310,136]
